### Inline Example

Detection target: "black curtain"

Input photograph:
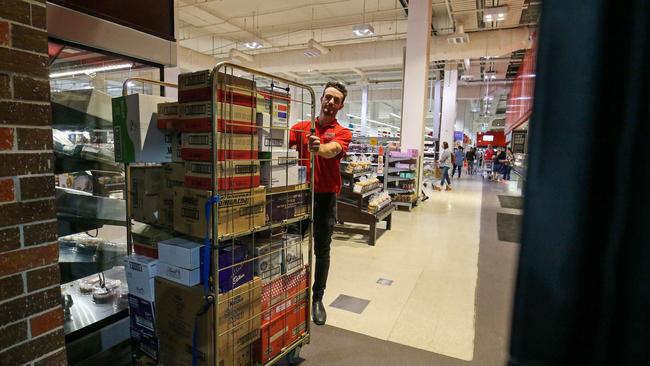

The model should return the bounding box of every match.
[509,0,649,365]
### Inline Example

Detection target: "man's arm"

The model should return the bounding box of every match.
[316,141,342,159]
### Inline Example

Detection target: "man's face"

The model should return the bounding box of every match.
[320,87,345,117]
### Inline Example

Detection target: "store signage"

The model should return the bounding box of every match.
[454,131,463,141]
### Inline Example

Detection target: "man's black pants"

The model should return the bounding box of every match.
[312,192,337,301]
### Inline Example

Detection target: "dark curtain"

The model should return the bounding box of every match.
[509,0,649,365]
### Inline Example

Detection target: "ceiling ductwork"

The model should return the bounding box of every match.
[178,27,534,73]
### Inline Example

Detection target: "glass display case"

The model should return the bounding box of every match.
[49,40,162,343]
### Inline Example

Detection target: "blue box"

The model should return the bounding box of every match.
[130,326,158,360]
[218,244,253,293]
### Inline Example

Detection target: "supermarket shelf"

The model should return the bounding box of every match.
[340,170,374,178]
[341,187,381,198]
[341,161,379,166]
[386,176,415,182]
[388,188,415,193]
[217,214,311,242]
[388,157,417,163]
[387,167,414,173]
[347,152,379,155]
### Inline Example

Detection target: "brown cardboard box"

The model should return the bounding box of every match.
[131,166,163,225]
[184,160,261,191]
[173,186,266,239]
[131,224,174,258]
[155,277,261,366]
[159,162,185,228]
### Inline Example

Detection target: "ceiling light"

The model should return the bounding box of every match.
[229,48,254,62]
[389,113,401,119]
[50,63,133,78]
[353,24,375,37]
[347,114,400,129]
[244,41,263,49]
[304,39,329,57]
[484,6,508,22]
[513,96,532,100]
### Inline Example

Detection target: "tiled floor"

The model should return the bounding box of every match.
[319,175,487,361]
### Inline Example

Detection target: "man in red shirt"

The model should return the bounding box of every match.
[289,81,352,325]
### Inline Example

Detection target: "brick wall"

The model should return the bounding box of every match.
[0,1,68,365]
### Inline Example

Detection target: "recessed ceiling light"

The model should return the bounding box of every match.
[484,6,508,22]
[353,24,375,37]
[244,41,263,49]
[304,39,329,57]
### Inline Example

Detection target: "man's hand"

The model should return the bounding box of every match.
[309,134,320,153]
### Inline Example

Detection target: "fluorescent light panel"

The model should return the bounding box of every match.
[389,112,401,119]
[353,24,374,37]
[50,63,133,78]
[244,41,263,49]
[347,114,400,129]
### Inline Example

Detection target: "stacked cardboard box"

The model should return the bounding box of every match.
[238,236,284,285]
[160,162,184,229]
[157,237,203,286]
[156,277,262,366]
[131,224,173,259]
[124,254,159,360]
[254,266,309,364]
[130,166,163,226]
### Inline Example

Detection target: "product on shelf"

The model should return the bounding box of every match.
[353,177,380,193]
[91,287,115,303]
[367,192,392,213]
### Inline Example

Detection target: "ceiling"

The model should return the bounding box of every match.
[175,0,541,136]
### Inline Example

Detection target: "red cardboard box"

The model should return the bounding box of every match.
[254,314,288,364]
[181,132,258,161]
[184,160,261,190]
[285,298,308,346]
[178,70,256,105]
[261,276,288,324]
[177,101,257,134]
[157,102,178,130]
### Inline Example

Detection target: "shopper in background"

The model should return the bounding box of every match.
[484,144,495,162]
[503,147,514,180]
[434,141,452,191]
[466,147,476,175]
[289,81,352,326]
[477,148,484,167]
[452,145,465,178]
[495,147,507,181]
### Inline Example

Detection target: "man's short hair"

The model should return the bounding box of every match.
[322,81,348,103]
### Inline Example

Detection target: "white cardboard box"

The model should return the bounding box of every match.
[258,150,299,167]
[157,238,202,270]
[261,164,306,189]
[158,262,200,286]
[112,93,174,163]
[284,234,304,274]
[124,254,158,301]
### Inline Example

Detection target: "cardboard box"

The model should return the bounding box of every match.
[177,101,257,134]
[170,131,183,163]
[254,314,288,364]
[238,236,283,285]
[131,225,174,259]
[124,254,158,301]
[158,262,201,286]
[260,164,305,189]
[184,160,261,191]
[260,276,288,324]
[178,70,256,104]
[218,244,254,293]
[128,294,156,332]
[155,277,261,366]
[160,162,185,228]
[130,325,159,361]
[284,234,303,275]
[258,150,298,166]
[130,166,163,226]
[173,186,266,240]
[112,93,174,163]
[158,237,202,270]
[181,132,258,161]
[285,297,308,346]
[256,113,288,152]
[265,189,310,223]
[157,102,178,130]
[257,90,290,126]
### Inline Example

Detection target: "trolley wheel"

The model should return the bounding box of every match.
[285,346,302,365]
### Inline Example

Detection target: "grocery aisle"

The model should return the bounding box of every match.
[294,175,522,365]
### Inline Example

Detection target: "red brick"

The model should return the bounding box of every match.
[30,307,64,337]
[0,287,60,325]
[0,199,55,227]
[0,1,31,25]
[0,274,24,302]
[0,177,15,202]
[19,175,55,200]
[0,21,9,46]
[0,153,54,178]
[23,220,57,246]
[34,349,67,366]
[0,241,58,277]
[0,321,27,351]
[0,47,49,79]
[0,73,10,99]
[0,127,14,150]
[26,264,60,292]
[31,3,46,30]
[12,23,47,54]
[17,128,52,151]
[0,328,65,366]
[0,101,52,126]
[0,227,20,253]
[13,75,50,101]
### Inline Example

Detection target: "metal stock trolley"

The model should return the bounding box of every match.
[121,62,316,366]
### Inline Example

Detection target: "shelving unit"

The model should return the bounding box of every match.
[386,152,420,211]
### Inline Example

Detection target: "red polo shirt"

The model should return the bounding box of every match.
[289,118,352,193]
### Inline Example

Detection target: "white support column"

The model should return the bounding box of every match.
[439,63,458,152]
[164,67,180,99]
[432,80,442,138]
[400,0,432,153]
[360,84,369,137]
